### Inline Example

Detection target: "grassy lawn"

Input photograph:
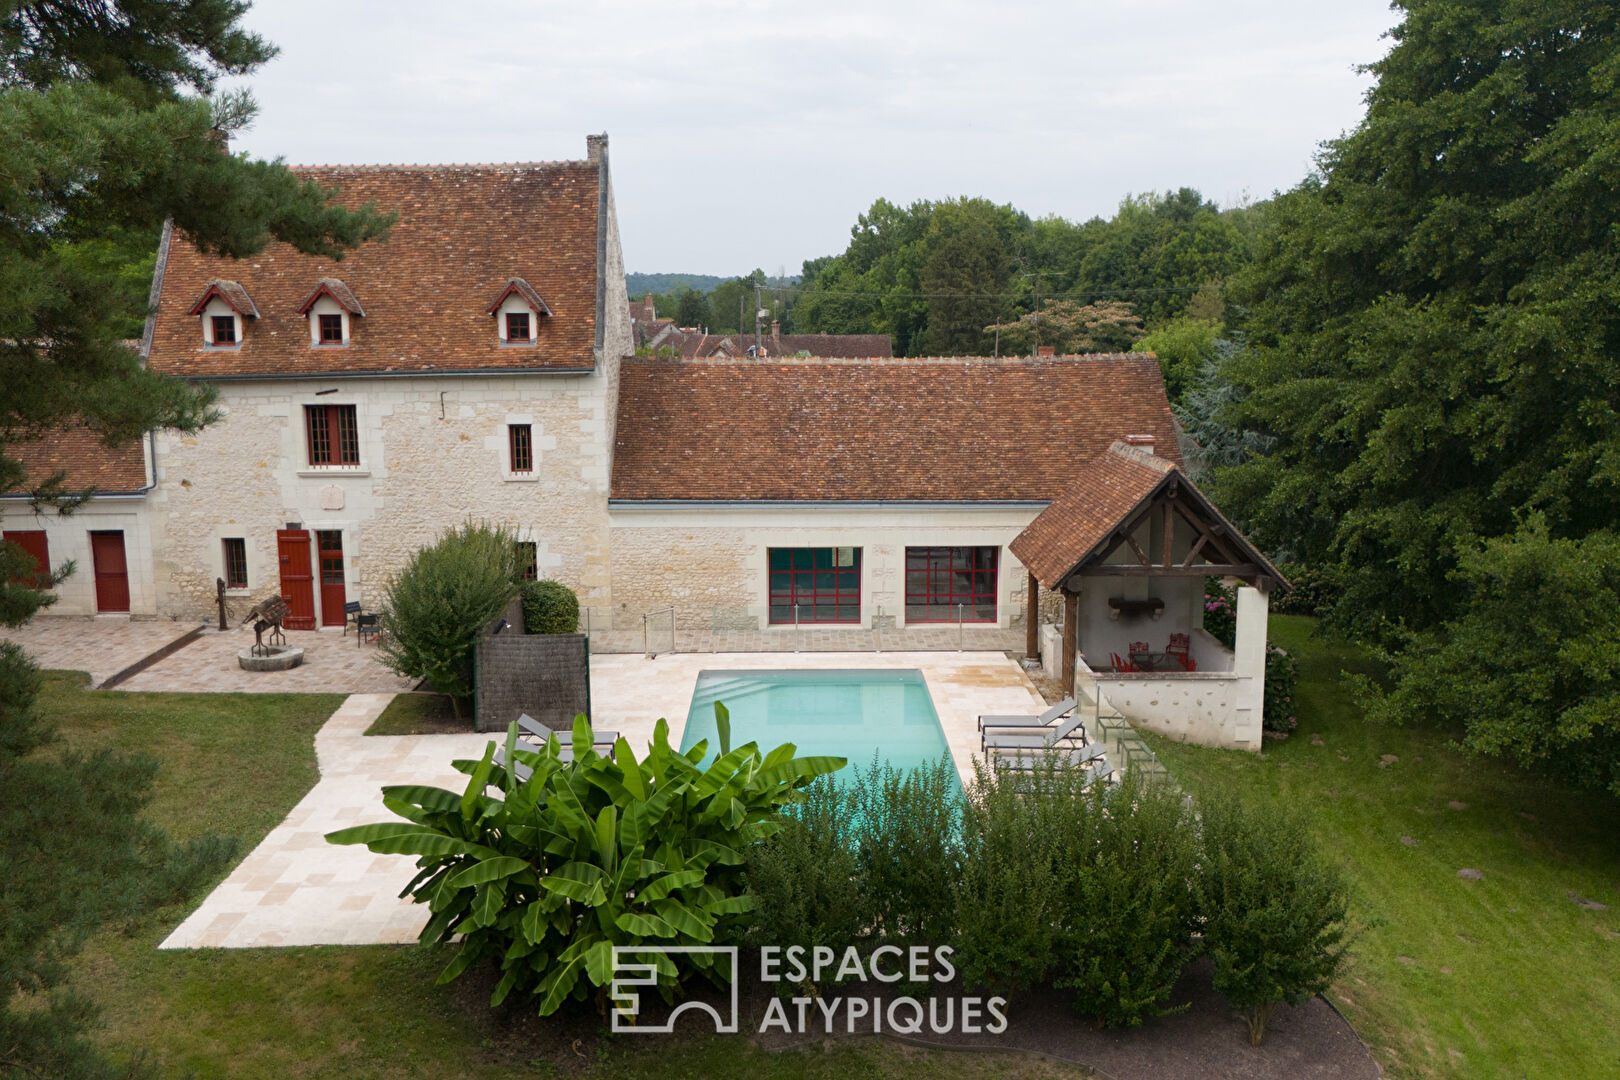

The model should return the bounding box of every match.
[1144,616,1620,1080]
[43,672,1090,1080]
[365,690,469,735]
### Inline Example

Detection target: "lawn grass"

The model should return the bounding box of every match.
[1143,616,1620,1080]
[364,690,469,735]
[42,671,1091,1080]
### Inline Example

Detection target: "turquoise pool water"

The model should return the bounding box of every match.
[679,669,954,779]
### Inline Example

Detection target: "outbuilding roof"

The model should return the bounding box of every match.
[148,160,603,377]
[4,423,149,496]
[610,354,1182,502]
[1009,440,1286,590]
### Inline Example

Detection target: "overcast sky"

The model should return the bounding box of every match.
[223,1,1397,277]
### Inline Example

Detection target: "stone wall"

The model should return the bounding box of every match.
[606,504,1043,631]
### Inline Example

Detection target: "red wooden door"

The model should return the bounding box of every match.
[89,531,129,612]
[276,529,316,630]
[3,530,50,586]
[316,530,346,627]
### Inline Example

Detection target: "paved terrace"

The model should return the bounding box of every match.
[586,623,1027,655]
[162,651,1045,949]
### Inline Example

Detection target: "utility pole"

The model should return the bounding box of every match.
[754,284,763,353]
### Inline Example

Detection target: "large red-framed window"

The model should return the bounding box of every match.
[905,546,998,623]
[768,547,860,624]
[305,404,360,466]
[3,530,50,586]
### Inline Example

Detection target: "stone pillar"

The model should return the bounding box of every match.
[1025,571,1040,659]
[1231,585,1270,750]
[1061,589,1079,698]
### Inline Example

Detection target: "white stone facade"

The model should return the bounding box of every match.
[0,495,159,616]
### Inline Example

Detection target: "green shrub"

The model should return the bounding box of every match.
[521,579,579,635]
[850,756,962,952]
[1196,793,1352,1045]
[955,757,1080,994]
[376,521,521,718]
[1271,562,1338,616]
[744,776,868,989]
[328,716,844,1015]
[1055,772,1202,1027]
[1263,644,1298,734]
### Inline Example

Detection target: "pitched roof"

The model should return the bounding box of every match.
[186,280,259,317]
[4,424,149,496]
[611,354,1182,501]
[148,160,601,377]
[486,277,551,316]
[297,278,364,316]
[1009,441,1285,589]
[628,297,657,324]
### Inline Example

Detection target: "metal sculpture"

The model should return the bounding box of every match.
[241,594,291,656]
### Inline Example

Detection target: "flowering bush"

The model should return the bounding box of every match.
[1263,644,1298,734]
[1203,578,1237,649]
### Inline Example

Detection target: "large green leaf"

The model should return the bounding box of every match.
[437,944,480,985]
[652,899,713,941]
[615,911,677,938]
[594,805,618,874]
[615,738,648,801]
[325,823,500,860]
[537,954,585,1016]
[714,700,732,756]
[462,743,496,820]
[583,940,615,987]
[637,869,704,903]
[448,856,531,889]
[471,880,507,928]
[539,861,607,905]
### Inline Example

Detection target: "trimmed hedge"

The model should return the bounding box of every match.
[520,579,579,634]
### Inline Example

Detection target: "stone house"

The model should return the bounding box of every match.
[15,133,1277,716]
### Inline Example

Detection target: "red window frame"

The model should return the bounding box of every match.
[211,314,237,344]
[768,547,860,624]
[305,404,360,466]
[506,311,531,342]
[904,546,998,623]
[317,313,344,344]
[509,424,533,472]
[222,537,248,589]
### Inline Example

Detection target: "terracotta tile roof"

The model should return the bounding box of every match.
[768,333,893,358]
[5,424,149,496]
[628,297,657,325]
[1009,441,1286,589]
[298,278,364,316]
[611,354,1182,501]
[186,280,259,317]
[149,161,601,377]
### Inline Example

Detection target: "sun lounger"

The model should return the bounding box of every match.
[982,710,1087,754]
[515,712,618,748]
[977,697,1076,733]
[990,743,1109,773]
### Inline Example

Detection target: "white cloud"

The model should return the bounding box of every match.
[225,0,1394,274]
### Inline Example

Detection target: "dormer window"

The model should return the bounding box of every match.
[487,278,550,346]
[187,280,257,349]
[298,278,363,348]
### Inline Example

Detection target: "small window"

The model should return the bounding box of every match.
[222,538,248,589]
[305,404,360,466]
[509,424,533,472]
[211,314,237,344]
[318,313,344,344]
[506,311,531,342]
[515,542,538,581]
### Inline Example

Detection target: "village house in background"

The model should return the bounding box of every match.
[1,133,1284,749]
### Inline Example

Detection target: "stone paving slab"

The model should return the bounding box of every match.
[162,653,1046,949]
[0,615,201,687]
[116,625,417,694]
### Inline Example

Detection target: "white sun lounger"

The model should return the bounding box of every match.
[981,710,1087,754]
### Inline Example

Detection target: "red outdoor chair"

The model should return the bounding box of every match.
[1110,652,1137,673]
[1166,633,1192,670]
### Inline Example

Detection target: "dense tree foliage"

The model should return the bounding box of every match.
[1215,0,1620,790]
[790,189,1252,355]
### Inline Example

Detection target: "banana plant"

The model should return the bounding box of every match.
[327,712,843,1015]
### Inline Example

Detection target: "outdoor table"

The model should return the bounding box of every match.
[1127,651,1180,672]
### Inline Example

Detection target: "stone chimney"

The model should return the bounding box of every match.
[586,133,608,162]
[1124,434,1156,455]
[771,320,781,341]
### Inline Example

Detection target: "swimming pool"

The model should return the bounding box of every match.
[679,669,954,779]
